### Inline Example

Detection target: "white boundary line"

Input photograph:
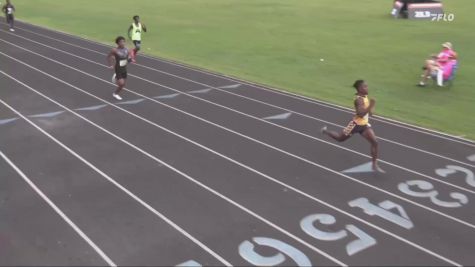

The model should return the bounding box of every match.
[145,57,475,146]
[116,61,475,168]
[0,44,467,266]
[9,19,475,147]
[6,25,474,167]
[0,69,346,267]
[0,150,116,267]
[2,35,474,196]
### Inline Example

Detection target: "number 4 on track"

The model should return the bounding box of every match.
[349,198,414,230]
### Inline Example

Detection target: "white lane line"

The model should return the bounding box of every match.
[0,51,462,266]
[9,23,473,148]
[4,28,474,169]
[122,63,475,166]
[138,44,475,148]
[0,78,232,267]
[3,35,473,196]
[0,70,344,266]
[0,150,116,267]
[3,43,475,234]
[3,40,475,227]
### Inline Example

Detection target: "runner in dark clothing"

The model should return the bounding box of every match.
[2,0,15,31]
[107,36,132,100]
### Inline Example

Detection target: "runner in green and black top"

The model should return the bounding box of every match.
[107,36,132,100]
[1,0,15,32]
[127,15,147,62]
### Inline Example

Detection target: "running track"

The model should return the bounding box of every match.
[1,20,475,266]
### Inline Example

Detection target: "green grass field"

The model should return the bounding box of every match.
[11,0,475,140]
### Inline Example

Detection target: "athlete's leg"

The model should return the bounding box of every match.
[10,15,14,29]
[132,41,140,62]
[116,78,125,94]
[321,126,352,142]
[6,15,13,30]
[419,59,437,86]
[112,78,125,100]
[134,41,141,53]
[361,127,385,173]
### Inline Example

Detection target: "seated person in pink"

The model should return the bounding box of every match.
[442,53,457,80]
[418,42,457,87]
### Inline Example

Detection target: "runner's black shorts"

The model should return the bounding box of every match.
[115,68,127,80]
[343,120,371,136]
[133,40,141,50]
[6,14,14,23]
